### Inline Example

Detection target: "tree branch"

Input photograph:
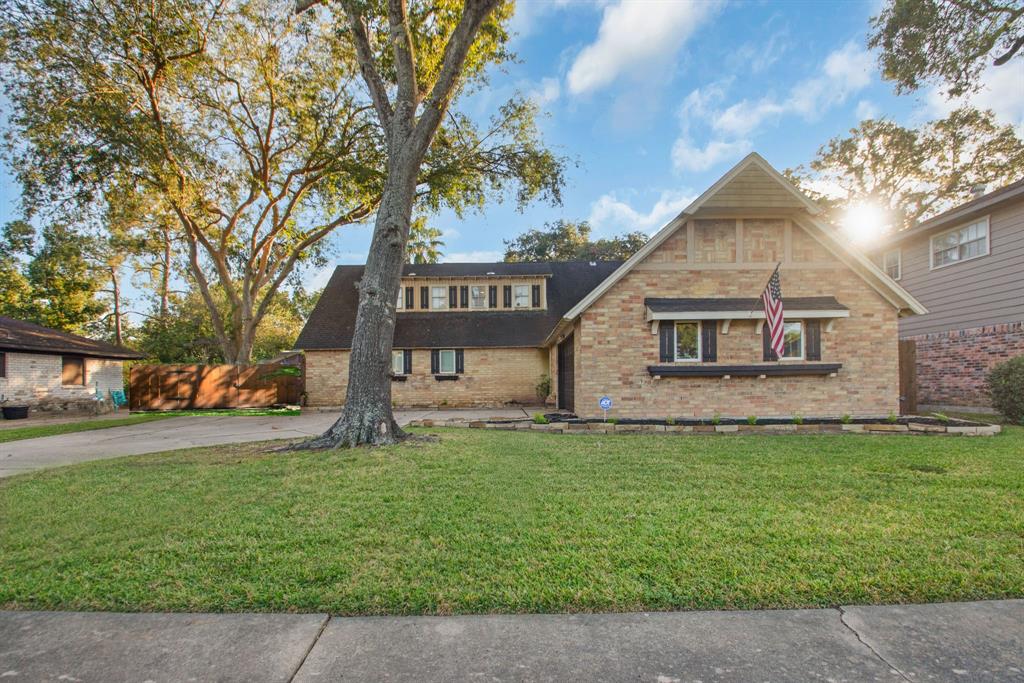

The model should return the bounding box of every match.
[341,0,394,131]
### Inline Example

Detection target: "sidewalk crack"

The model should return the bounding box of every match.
[288,615,330,683]
[837,607,911,682]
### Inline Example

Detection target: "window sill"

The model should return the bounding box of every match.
[647,363,842,378]
[434,374,460,381]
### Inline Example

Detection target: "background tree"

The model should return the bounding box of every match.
[407,217,445,263]
[298,0,565,448]
[788,107,1024,233]
[504,219,647,262]
[869,0,1024,96]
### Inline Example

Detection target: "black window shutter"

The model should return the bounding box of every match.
[0,351,5,378]
[448,286,457,308]
[503,285,512,307]
[403,349,413,375]
[459,285,469,308]
[488,285,497,308]
[762,323,778,361]
[405,287,414,309]
[701,321,718,362]
[455,349,464,374]
[659,322,674,362]
[531,284,541,307]
[430,350,440,374]
[420,286,428,309]
[806,320,821,361]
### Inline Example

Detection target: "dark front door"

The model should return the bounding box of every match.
[557,334,575,413]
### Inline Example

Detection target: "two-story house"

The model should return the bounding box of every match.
[296,153,924,418]
[870,180,1024,411]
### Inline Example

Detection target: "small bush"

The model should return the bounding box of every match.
[932,412,950,424]
[887,411,899,424]
[607,417,619,425]
[532,413,549,425]
[665,417,676,425]
[746,415,758,425]
[792,414,804,425]
[987,356,1024,424]
[535,374,552,403]
[710,413,721,426]
[840,414,852,424]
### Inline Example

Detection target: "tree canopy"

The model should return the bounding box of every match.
[504,220,647,262]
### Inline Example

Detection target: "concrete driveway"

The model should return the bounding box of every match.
[0,407,537,478]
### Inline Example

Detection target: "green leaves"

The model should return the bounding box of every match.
[503,219,647,262]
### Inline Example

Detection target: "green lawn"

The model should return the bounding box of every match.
[0,413,175,443]
[1,427,1022,615]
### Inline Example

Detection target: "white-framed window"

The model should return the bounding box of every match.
[883,248,901,280]
[513,284,531,308]
[396,290,404,309]
[470,285,487,309]
[391,350,405,375]
[438,349,456,374]
[431,286,447,309]
[674,321,700,362]
[930,217,989,269]
[781,321,803,360]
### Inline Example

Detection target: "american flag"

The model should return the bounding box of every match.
[762,266,785,359]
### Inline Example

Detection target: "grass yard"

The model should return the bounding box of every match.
[1,427,1022,615]
[0,413,175,443]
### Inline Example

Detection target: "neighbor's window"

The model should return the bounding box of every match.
[438,349,456,374]
[61,356,85,386]
[781,321,803,360]
[513,284,531,308]
[396,290,404,309]
[674,322,700,361]
[470,285,487,309]
[883,248,901,280]
[391,350,405,375]
[931,218,989,269]
[431,286,447,309]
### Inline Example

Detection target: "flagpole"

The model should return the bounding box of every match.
[747,262,782,320]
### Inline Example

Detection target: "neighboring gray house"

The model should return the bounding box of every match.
[870,180,1024,409]
[0,316,143,413]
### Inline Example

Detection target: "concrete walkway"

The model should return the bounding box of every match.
[0,407,539,478]
[0,600,1020,681]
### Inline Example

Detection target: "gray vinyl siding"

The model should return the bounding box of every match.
[884,200,1024,337]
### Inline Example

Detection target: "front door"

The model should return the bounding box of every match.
[557,334,575,413]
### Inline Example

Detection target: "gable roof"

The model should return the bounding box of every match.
[0,316,144,359]
[561,152,927,324]
[294,261,623,350]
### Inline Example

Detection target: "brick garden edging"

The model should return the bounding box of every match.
[407,417,1002,436]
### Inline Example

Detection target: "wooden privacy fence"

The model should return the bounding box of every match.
[898,340,918,415]
[130,360,303,411]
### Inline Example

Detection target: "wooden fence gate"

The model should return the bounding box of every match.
[898,340,918,415]
[130,360,303,411]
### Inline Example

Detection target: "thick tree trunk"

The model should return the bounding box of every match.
[297,162,415,448]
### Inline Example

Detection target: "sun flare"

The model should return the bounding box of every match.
[841,202,887,244]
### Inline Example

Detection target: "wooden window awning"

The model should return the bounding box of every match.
[647,363,842,378]
[644,296,849,322]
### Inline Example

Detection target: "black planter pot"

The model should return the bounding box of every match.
[2,405,29,420]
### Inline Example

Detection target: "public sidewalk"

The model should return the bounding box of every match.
[0,600,1020,682]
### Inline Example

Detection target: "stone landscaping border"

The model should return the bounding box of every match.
[406,417,1002,436]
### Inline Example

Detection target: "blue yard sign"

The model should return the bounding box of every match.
[599,396,612,411]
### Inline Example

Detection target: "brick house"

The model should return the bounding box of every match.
[0,316,143,413]
[297,153,925,418]
[868,180,1024,410]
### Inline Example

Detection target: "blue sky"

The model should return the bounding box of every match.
[2,0,1022,296]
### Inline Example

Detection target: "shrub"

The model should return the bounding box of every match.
[932,412,950,424]
[607,417,619,424]
[987,356,1024,424]
[535,374,552,403]
[532,413,549,425]
[840,414,852,424]
[710,413,721,426]
[792,414,804,425]
[887,411,899,424]
[665,417,676,425]
[746,415,758,425]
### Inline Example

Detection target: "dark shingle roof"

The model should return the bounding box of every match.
[644,297,847,313]
[0,316,144,359]
[295,261,623,350]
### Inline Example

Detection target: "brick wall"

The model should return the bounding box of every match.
[0,352,125,411]
[908,321,1024,408]
[571,224,901,419]
[305,347,548,408]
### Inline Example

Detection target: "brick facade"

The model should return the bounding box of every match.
[0,352,126,412]
[908,322,1024,409]
[305,347,548,408]
[568,222,902,419]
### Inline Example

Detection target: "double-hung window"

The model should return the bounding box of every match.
[513,284,531,308]
[396,290,404,309]
[431,286,447,309]
[781,321,803,360]
[438,349,456,374]
[674,322,700,362]
[930,218,989,269]
[61,356,85,386]
[883,248,901,280]
[470,285,487,309]
[391,350,405,375]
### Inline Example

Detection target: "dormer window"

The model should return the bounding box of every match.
[431,286,447,309]
[470,286,487,309]
[513,284,530,308]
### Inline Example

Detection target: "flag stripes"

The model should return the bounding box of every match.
[762,266,785,359]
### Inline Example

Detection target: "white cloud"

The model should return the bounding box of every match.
[528,77,561,106]
[672,138,751,172]
[926,62,1024,131]
[442,250,503,263]
[567,0,720,96]
[587,189,696,235]
[856,99,880,120]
